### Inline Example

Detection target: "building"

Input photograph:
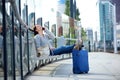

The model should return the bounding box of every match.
[37,18,43,26]
[111,0,120,24]
[57,0,66,13]
[28,12,35,28]
[98,0,115,48]
[116,24,120,47]
[86,29,94,51]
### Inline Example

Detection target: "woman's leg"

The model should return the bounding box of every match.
[50,40,83,55]
[50,45,75,55]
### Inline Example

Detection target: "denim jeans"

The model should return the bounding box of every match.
[50,45,75,55]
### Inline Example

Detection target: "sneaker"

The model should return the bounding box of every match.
[74,40,83,50]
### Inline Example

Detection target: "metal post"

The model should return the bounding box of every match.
[40,18,42,26]
[11,8,16,80]
[70,0,73,18]
[19,0,24,79]
[103,23,106,52]
[79,22,81,40]
[89,41,91,52]
[69,28,70,45]
[34,13,35,25]
[2,0,8,80]
[77,22,81,40]
[103,5,106,52]
[26,5,30,72]
[113,4,117,53]
[73,0,76,19]
[47,21,49,30]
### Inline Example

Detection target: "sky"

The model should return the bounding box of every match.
[57,0,100,40]
[76,0,100,33]
[76,0,100,40]
[22,0,100,40]
[23,0,100,33]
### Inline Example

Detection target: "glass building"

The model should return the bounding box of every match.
[111,0,120,24]
[98,0,115,48]
[86,29,93,51]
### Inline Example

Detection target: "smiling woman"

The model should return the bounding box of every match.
[0,0,87,79]
[33,24,83,58]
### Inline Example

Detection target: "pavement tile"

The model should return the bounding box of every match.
[38,66,56,71]
[32,71,51,76]
[27,52,120,80]
[26,76,69,80]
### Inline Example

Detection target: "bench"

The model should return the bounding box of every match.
[34,36,71,68]
[0,35,71,74]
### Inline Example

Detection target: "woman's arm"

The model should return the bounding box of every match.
[44,27,55,40]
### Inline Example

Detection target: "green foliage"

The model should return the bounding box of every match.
[64,0,70,16]
[76,8,80,21]
[64,0,86,40]
[69,27,75,38]
[81,27,87,40]
[64,0,80,21]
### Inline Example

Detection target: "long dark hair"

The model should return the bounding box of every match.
[33,26,38,35]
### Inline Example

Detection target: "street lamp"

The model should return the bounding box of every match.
[113,4,117,53]
[103,23,106,52]
[77,21,81,40]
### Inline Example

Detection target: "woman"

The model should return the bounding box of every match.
[33,24,82,57]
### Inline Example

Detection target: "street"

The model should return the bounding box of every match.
[27,52,120,80]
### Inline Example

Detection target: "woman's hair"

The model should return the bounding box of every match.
[33,25,38,35]
[0,21,2,26]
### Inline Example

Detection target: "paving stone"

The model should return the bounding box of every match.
[27,52,120,80]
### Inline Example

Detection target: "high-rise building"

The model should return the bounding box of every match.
[86,29,94,50]
[28,12,35,27]
[98,0,115,47]
[37,18,42,26]
[116,24,120,47]
[22,5,27,23]
[111,0,120,23]
[57,0,66,13]
[57,0,76,19]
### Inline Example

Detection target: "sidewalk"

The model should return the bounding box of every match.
[26,52,120,80]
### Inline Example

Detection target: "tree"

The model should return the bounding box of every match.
[64,0,70,16]
[76,8,80,21]
[64,0,86,40]
[64,0,80,21]
[81,28,87,40]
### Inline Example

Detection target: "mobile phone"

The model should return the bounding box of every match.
[42,27,45,30]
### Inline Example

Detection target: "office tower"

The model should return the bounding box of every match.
[98,0,116,47]
[111,0,120,23]
[28,12,35,27]
[57,0,66,13]
[86,29,94,51]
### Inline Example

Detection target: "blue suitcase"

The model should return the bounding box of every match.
[72,49,89,74]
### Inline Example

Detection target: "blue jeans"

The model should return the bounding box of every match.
[50,45,75,55]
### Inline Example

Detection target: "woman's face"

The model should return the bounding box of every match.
[35,25,43,32]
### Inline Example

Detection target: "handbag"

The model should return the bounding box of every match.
[36,45,50,57]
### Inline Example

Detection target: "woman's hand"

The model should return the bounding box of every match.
[50,47,55,50]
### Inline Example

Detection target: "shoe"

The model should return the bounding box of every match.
[74,40,83,50]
